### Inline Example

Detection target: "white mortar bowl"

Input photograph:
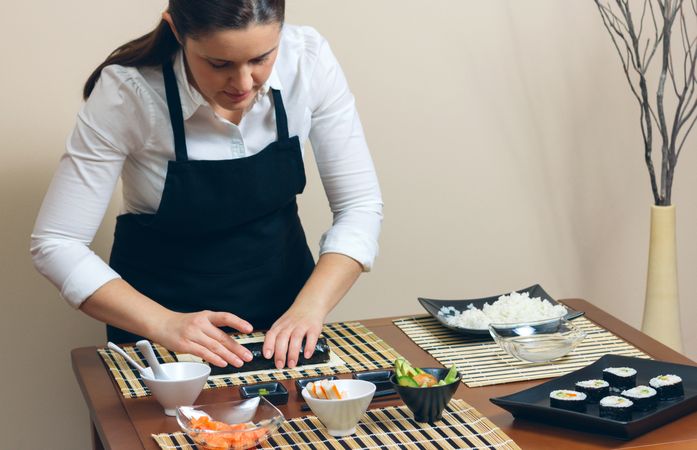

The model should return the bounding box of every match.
[141,362,211,416]
[301,379,376,436]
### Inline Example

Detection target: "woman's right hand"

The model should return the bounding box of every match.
[151,310,254,368]
[79,280,253,368]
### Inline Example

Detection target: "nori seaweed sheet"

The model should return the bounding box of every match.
[575,383,610,404]
[209,337,331,376]
[603,370,636,391]
[654,381,684,400]
[599,403,632,421]
[622,391,658,411]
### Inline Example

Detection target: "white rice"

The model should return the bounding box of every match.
[621,386,656,398]
[437,291,567,330]
[603,367,637,377]
[576,379,609,389]
[600,396,633,408]
[550,389,586,401]
[649,374,682,387]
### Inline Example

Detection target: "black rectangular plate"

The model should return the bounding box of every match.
[490,355,697,440]
[239,382,289,405]
[418,284,573,337]
[353,370,395,392]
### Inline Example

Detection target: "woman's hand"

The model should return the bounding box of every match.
[80,279,255,368]
[152,310,254,368]
[262,253,363,369]
[262,303,325,369]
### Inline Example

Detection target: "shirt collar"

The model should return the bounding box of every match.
[172,49,283,121]
[173,50,207,121]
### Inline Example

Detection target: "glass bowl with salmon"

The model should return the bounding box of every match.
[176,397,284,450]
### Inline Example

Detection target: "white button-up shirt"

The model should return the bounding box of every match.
[31,24,383,308]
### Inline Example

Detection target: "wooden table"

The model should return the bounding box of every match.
[72,299,697,450]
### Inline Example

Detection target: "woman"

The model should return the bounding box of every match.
[30,0,382,370]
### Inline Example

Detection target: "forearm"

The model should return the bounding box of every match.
[292,252,363,316]
[81,279,253,366]
[79,278,172,339]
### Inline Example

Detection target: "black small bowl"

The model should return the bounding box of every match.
[239,382,289,405]
[391,368,460,423]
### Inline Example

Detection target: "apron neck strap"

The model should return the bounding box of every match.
[271,89,290,141]
[163,60,189,162]
[162,63,290,161]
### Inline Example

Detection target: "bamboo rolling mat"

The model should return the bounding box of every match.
[98,321,401,398]
[393,316,650,387]
[153,399,520,450]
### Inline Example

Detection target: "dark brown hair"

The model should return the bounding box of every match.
[83,0,285,99]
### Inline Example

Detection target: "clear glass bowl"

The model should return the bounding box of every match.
[488,317,587,363]
[176,397,284,450]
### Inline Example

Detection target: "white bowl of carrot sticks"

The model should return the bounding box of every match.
[301,379,376,437]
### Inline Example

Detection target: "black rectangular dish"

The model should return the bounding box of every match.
[353,370,395,392]
[239,381,289,405]
[418,284,581,337]
[490,354,697,439]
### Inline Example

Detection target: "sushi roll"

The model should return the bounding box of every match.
[603,367,637,391]
[649,374,684,401]
[599,396,633,421]
[575,379,610,404]
[210,337,331,376]
[621,385,658,412]
[549,390,587,412]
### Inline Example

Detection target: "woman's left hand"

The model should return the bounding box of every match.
[262,303,325,369]
[262,253,363,369]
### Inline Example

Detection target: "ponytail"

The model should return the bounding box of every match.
[83,20,180,99]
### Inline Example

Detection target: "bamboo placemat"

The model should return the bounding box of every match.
[393,316,651,387]
[152,399,520,450]
[98,321,401,398]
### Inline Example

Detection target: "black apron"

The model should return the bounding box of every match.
[107,61,315,344]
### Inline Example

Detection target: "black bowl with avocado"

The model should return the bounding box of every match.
[390,358,461,423]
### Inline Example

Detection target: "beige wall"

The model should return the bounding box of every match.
[2,1,695,448]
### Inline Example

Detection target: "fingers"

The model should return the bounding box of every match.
[303,329,320,359]
[273,329,292,369]
[187,341,228,368]
[262,314,324,369]
[262,327,278,360]
[202,311,253,365]
[168,311,254,368]
[286,329,306,368]
[209,311,253,334]
[202,324,252,365]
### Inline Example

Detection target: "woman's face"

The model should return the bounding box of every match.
[182,22,281,115]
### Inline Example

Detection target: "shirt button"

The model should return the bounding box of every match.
[231,139,245,157]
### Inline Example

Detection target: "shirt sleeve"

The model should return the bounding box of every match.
[30,65,153,308]
[307,34,383,271]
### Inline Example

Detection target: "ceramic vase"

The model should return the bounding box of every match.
[641,205,683,352]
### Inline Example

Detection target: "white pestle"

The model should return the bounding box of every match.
[136,340,170,380]
[107,342,149,377]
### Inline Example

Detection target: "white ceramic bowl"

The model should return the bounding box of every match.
[301,379,376,437]
[141,362,211,416]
